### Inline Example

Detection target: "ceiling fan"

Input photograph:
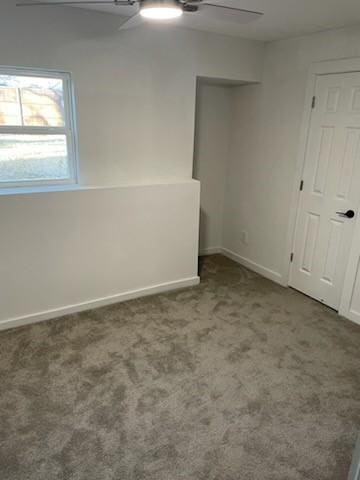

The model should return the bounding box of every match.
[16,0,264,30]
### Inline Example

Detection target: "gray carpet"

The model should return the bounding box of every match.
[0,254,359,480]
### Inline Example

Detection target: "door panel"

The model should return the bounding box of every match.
[313,126,334,194]
[290,72,360,310]
[351,88,360,112]
[301,213,320,274]
[321,218,342,284]
[325,87,340,112]
[337,128,360,199]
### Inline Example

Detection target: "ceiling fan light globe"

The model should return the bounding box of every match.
[140,7,182,19]
[140,0,183,20]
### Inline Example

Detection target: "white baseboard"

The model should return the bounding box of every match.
[220,247,285,286]
[199,246,222,256]
[0,276,200,332]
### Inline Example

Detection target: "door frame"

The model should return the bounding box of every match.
[283,57,360,324]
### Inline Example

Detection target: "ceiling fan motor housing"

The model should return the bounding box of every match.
[183,3,198,12]
[141,0,181,8]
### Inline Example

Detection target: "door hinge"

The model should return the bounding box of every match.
[300,180,304,191]
[311,96,316,109]
[290,252,294,263]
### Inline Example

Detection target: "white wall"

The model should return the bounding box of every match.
[193,84,232,254]
[0,0,264,185]
[0,182,200,329]
[222,81,288,283]
[222,26,360,279]
[0,0,264,329]
[191,26,360,323]
[222,26,360,320]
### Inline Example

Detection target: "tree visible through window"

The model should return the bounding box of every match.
[0,68,78,187]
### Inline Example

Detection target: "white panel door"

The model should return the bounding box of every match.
[290,72,360,310]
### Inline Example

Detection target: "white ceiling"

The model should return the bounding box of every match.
[39,0,360,41]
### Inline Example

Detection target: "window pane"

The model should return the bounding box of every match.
[0,75,65,127]
[0,134,70,183]
[0,87,21,125]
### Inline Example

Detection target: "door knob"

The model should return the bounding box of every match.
[336,209,355,218]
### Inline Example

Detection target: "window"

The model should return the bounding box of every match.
[0,67,78,188]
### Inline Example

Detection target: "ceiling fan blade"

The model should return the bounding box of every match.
[16,1,132,6]
[118,10,143,30]
[196,2,263,23]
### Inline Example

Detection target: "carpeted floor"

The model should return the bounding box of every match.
[0,254,359,480]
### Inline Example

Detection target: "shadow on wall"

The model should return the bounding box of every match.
[199,207,210,254]
[198,255,205,276]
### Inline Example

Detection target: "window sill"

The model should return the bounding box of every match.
[0,184,82,196]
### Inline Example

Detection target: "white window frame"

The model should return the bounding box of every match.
[0,66,79,189]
